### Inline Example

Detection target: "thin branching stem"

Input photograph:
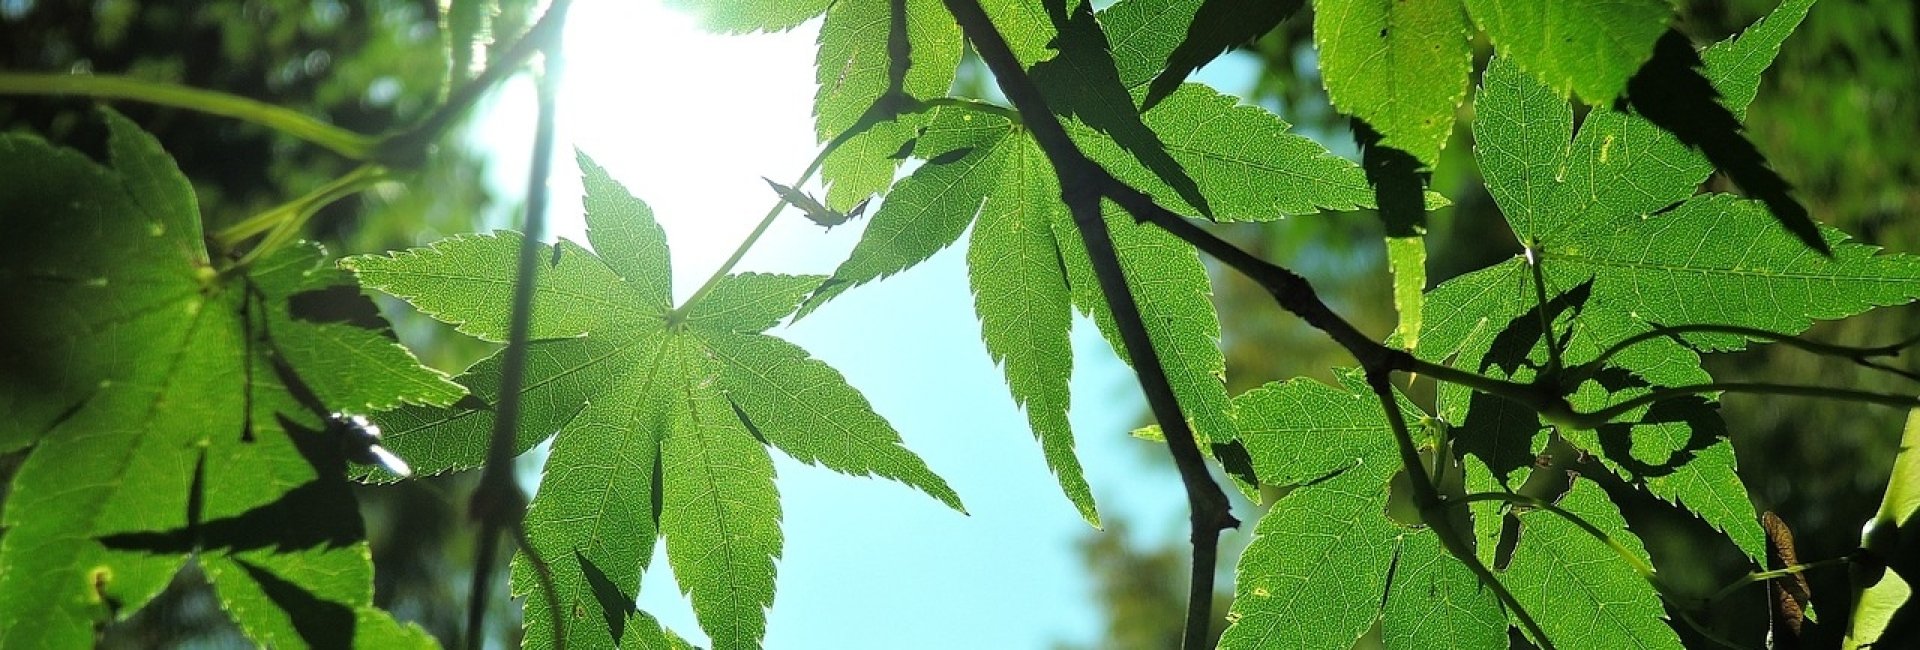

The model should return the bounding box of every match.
[0,73,377,158]
[1097,180,1568,411]
[674,0,939,322]
[1523,245,1565,379]
[1565,382,1920,429]
[217,164,390,264]
[668,136,841,323]
[1581,323,1920,385]
[1704,554,1854,606]
[466,1,572,647]
[378,0,572,168]
[939,2,1237,647]
[1368,373,1555,649]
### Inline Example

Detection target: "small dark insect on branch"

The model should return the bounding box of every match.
[764,178,870,231]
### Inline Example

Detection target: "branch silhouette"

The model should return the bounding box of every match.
[466,2,572,648]
[941,2,1238,647]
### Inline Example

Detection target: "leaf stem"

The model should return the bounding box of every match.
[1524,243,1565,379]
[216,164,389,264]
[0,72,377,158]
[1704,553,1853,607]
[666,136,840,325]
[1368,373,1555,649]
[676,3,1016,324]
[941,3,1238,648]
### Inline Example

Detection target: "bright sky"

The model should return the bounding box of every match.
[472,1,1260,647]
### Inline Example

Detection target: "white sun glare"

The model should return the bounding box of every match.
[552,0,834,300]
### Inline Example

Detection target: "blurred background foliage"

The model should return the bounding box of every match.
[0,0,531,646]
[1,0,1914,647]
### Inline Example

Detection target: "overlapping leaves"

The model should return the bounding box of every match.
[1217,373,1674,649]
[794,0,1425,524]
[1417,0,1920,571]
[1220,0,1920,646]
[1305,0,1670,167]
[0,111,456,648]
[343,153,961,649]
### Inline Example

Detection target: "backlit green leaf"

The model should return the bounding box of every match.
[337,233,635,342]
[686,272,824,333]
[705,332,965,512]
[1381,531,1507,650]
[1315,0,1472,166]
[1071,83,1417,220]
[1220,468,1399,650]
[814,0,962,209]
[658,335,784,650]
[1503,479,1681,649]
[965,141,1096,525]
[667,0,832,34]
[1463,0,1673,103]
[623,610,701,650]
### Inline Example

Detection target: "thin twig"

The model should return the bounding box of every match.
[1565,382,1920,429]
[466,2,572,648]
[673,0,927,321]
[1580,323,1920,385]
[1704,554,1854,607]
[219,164,391,265]
[1367,373,1555,649]
[938,2,1237,647]
[1098,180,1565,411]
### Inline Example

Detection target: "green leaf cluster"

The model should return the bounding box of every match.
[6,0,1916,647]
[1216,0,1920,645]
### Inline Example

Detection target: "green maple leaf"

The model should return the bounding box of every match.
[0,110,457,648]
[1504,480,1681,648]
[1463,0,1674,104]
[622,610,701,650]
[665,0,832,34]
[1421,0,1912,567]
[1314,0,1473,166]
[813,0,963,210]
[343,153,961,649]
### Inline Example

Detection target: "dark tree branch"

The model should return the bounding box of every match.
[466,2,571,648]
[939,2,1237,648]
